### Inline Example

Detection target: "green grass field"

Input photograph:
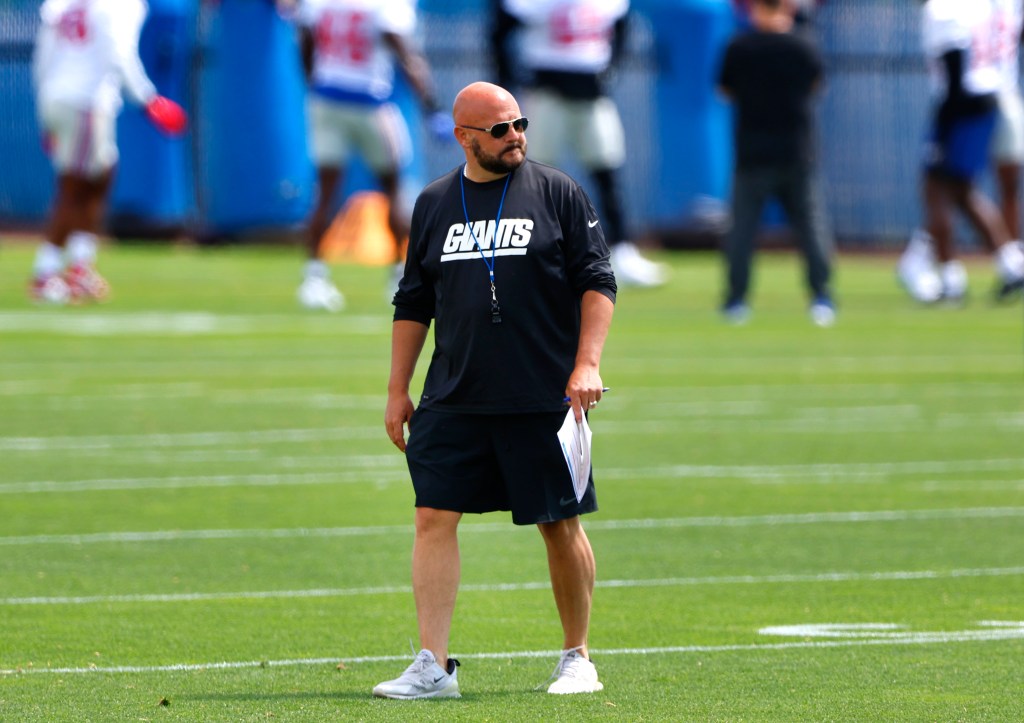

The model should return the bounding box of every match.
[1,241,1022,721]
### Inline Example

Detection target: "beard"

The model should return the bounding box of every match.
[470,136,527,175]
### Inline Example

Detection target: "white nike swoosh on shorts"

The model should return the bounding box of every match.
[588,219,599,228]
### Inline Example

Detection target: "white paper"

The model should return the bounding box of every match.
[556,407,592,503]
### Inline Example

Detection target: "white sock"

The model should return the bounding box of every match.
[901,228,934,267]
[940,260,968,296]
[304,260,329,280]
[33,242,65,278]
[66,231,98,266]
[995,240,1024,281]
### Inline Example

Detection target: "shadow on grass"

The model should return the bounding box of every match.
[184,689,533,704]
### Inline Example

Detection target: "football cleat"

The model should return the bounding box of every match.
[896,230,942,304]
[372,649,461,699]
[29,274,71,305]
[65,264,110,302]
[897,266,942,304]
[610,242,667,288]
[938,261,968,305]
[994,275,1024,303]
[297,275,344,312]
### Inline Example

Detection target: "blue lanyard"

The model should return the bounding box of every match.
[460,166,512,324]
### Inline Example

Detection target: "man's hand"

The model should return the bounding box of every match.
[145,96,188,136]
[564,366,605,423]
[385,392,415,452]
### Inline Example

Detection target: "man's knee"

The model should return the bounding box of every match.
[538,516,581,544]
[415,507,461,536]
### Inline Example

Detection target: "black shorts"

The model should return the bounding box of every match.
[405,408,598,526]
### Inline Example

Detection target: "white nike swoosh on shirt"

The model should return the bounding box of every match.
[588,219,599,228]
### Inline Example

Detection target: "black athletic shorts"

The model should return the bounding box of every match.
[405,408,598,526]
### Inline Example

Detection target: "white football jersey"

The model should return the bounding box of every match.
[922,0,1002,97]
[296,0,416,101]
[33,0,156,114]
[502,0,629,74]
[991,0,1023,90]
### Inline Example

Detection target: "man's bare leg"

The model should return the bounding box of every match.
[538,516,595,658]
[413,507,462,668]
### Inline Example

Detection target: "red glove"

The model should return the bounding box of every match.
[145,96,188,136]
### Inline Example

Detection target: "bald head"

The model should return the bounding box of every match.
[453,82,519,128]
[453,81,527,182]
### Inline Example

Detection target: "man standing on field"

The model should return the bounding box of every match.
[377,81,615,699]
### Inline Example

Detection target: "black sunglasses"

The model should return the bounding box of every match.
[458,116,529,138]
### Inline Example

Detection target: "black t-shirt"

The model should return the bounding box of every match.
[718,29,823,168]
[394,159,617,414]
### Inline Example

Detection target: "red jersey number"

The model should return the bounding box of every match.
[550,5,607,46]
[56,7,89,43]
[316,10,372,64]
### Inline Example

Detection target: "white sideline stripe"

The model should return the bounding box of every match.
[4,626,1024,676]
[599,457,1024,481]
[3,506,1023,545]
[4,457,1023,493]
[12,430,1024,452]
[0,470,408,495]
[0,312,387,336]
[4,566,1023,606]
[0,427,381,453]
[0,379,1009,399]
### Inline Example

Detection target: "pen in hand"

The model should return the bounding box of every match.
[563,388,610,404]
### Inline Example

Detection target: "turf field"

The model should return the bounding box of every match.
[0,241,1022,721]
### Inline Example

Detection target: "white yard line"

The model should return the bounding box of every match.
[598,457,1024,482]
[2,623,1022,676]
[3,456,1022,493]
[0,379,1009,400]
[0,312,387,336]
[4,566,1024,607]
[2,506,1023,545]
[4,413,1023,454]
[0,470,407,494]
[0,427,381,453]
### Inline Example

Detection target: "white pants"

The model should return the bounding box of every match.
[992,87,1024,165]
[306,96,411,173]
[38,100,118,178]
[523,90,625,170]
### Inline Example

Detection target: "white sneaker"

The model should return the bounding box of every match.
[995,240,1024,301]
[809,296,836,327]
[372,649,461,700]
[297,275,345,312]
[546,648,604,695]
[610,242,667,287]
[721,300,751,325]
[939,260,968,303]
[896,231,941,304]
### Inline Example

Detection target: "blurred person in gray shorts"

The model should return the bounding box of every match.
[491,0,668,287]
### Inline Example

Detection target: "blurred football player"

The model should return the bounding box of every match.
[898,0,1024,304]
[491,0,667,287]
[31,0,187,304]
[292,0,452,311]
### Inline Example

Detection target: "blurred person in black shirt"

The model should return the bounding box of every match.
[717,0,835,325]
